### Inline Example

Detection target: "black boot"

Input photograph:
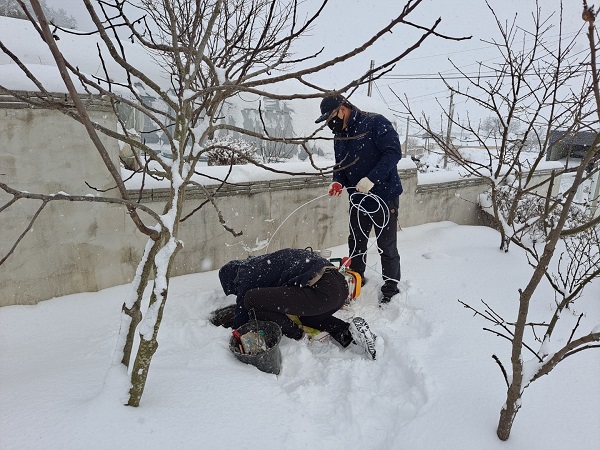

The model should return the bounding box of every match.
[330,324,353,348]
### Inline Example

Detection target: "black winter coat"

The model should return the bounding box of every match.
[219,248,332,327]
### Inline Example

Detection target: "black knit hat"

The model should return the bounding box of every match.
[315,95,351,123]
[218,259,243,295]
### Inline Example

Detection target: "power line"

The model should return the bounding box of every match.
[381,58,589,80]
[383,74,500,80]
[379,28,588,83]
[398,30,581,63]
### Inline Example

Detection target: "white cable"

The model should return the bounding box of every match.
[264,189,400,285]
[264,193,330,253]
[347,191,399,284]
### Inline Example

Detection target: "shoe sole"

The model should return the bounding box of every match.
[350,317,377,360]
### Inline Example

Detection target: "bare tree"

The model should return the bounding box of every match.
[401,1,596,251]
[257,139,298,163]
[402,1,599,440]
[480,115,520,141]
[0,0,467,406]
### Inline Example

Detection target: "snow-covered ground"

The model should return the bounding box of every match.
[1,4,597,449]
[1,221,598,450]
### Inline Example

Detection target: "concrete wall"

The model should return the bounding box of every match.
[0,95,134,306]
[0,96,561,307]
[400,174,486,227]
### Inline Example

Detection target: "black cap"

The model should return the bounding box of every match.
[315,95,349,123]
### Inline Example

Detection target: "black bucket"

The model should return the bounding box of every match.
[229,320,282,375]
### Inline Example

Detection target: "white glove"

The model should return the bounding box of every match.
[356,177,374,193]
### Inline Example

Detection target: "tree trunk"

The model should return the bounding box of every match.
[497,383,522,440]
[127,335,159,407]
[121,304,142,367]
[121,239,161,367]
[497,227,562,440]
[496,296,526,441]
[126,208,182,406]
[126,279,170,407]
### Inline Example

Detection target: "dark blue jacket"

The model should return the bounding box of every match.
[333,108,403,206]
[219,248,333,327]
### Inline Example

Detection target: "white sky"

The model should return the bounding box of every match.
[42,0,588,134]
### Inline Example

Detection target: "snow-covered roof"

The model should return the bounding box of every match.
[0,16,168,93]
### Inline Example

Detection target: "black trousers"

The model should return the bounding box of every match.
[244,270,350,343]
[348,196,401,297]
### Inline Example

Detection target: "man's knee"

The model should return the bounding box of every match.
[243,289,261,310]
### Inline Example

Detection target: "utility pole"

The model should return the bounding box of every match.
[443,91,455,169]
[590,161,600,218]
[404,116,410,156]
[367,60,375,97]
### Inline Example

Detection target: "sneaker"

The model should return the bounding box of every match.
[361,276,368,287]
[349,317,377,360]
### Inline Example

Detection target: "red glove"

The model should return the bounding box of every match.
[341,257,352,268]
[328,182,343,197]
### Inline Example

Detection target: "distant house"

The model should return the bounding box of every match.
[546,130,598,161]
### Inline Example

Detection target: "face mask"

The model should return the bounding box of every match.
[327,116,345,134]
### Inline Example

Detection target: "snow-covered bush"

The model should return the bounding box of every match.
[205,137,256,166]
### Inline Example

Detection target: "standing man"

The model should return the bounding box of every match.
[316,94,402,305]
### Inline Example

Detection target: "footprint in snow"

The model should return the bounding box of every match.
[421,252,452,261]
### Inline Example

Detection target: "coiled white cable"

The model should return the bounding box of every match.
[347,191,394,281]
[264,187,398,283]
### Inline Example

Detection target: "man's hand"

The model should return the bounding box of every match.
[356,177,374,193]
[328,182,343,197]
